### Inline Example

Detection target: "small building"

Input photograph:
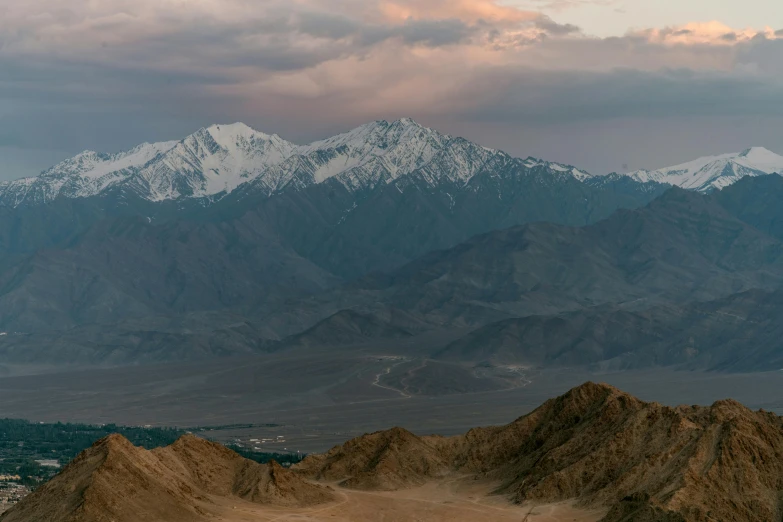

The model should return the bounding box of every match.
[35,460,61,469]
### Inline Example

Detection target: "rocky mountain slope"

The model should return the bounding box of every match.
[626,146,783,192]
[0,212,340,333]
[297,382,783,522]
[301,183,783,330]
[0,434,334,522]
[435,288,783,372]
[5,177,783,367]
[300,427,451,491]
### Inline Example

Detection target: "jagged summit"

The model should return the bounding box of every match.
[522,156,593,180]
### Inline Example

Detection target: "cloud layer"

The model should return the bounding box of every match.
[1,0,783,177]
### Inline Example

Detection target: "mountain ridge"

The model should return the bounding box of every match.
[0,119,595,207]
[4,120,780,209]
[295,382,783,522]
[0,433,335,522]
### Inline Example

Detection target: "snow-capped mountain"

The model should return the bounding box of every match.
[239,118,459,195]
[626,147,783,192]
[0,119,593,207]
[130,123,298,201]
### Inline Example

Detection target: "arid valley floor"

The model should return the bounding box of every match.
[202,482,605,522]
[1,348,782,454]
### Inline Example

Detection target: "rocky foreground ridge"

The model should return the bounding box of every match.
[4,383,783,521]
[0,433,334,522]
[298,382,783,521]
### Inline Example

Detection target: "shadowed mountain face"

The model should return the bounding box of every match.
[0,213,340,333]
[0,434,335,522]
[297,382,783,522]
[4,171,783,367]
[435,288,783,371]
[711,174,783,242]
[314,185,783,328]
[277,309,424,350]
[0,155,664,360]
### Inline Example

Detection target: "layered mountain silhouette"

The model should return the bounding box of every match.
[5,176,783,369]
[6,384,782,522]
[0,434,334,522]
[435,288,783,371]
[277,179,783,334]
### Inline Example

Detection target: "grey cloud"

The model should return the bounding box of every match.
[534,16,581,36]
[297,14,487,48]
[457,67,783,126]
[735,38,783,74]
[396,18,475,46]
[297,12,360,40]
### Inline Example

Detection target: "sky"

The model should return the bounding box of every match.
[1,0,783,180]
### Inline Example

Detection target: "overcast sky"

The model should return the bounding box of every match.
[1,0,783,179]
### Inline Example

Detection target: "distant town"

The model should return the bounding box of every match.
[0,478,29,514]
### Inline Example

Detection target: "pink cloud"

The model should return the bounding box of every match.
[632,21,780,46]
[375,0,540,24]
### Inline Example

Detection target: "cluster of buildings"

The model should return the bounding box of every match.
[0,477,30,514]
[245,435,287,449]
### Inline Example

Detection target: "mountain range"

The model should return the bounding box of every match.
[0,119,592,206]
[1,120,780,208]
[1,120,783,371]
[0,121,664,333]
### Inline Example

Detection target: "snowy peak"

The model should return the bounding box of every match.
[133,124,299,201]
[295,118,453,186]
[204,123,294,154]
[207,122,265,142]
[627,147,783,192]
[736,147,783,168]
